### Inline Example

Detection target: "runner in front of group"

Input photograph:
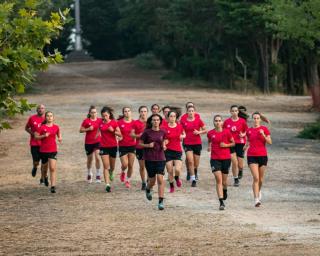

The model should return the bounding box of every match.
[99,106,122,192]
[34,111,62,193]
[223,105,248,186]
[207,115,235,210]
[140,114,167,210]
[131,106,148,190]
[164,111,185,193]
[117,107,136,188]
[245,112,272,207]
[79,106,102,183]
[181,105,207,187]
[25,104,46,184]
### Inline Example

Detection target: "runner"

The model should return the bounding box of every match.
[117,107,136,188]
[79,106,102,184]
[161,105,170,128]
[151,104,160,115]
[99,106,121,192]
[181,106,207,187]
[245,112,272,207]
[34,111,62,193]
[131,106,148,190]
[207,115,235,210]
[139,114,167,210]
[238,105,249,179]
[164,110,185,193]
[25,104,46,184]
[223,105,248,187]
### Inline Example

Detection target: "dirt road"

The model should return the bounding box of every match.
[0,60,320,255]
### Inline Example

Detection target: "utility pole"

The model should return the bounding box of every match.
[74,0,82,51]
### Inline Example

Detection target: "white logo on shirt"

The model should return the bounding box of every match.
[121,125,125,128]
[231,126,237,132]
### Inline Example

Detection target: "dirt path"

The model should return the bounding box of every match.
[0,60,320,255]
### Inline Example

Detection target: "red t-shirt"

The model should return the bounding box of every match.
[180,112,200,123]
[117,119,136,147]
[223,118,248,144]
[247,126,270,157]
[132,119,146,149]
[26,114,45,146]
[81,118,102,144]
[165,124,184,152]
[207,129,233,160]
[181,118,205,145]
[99,119,118,148]
[160,119,168,129]
[38,124,60,153]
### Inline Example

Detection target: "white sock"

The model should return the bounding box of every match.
[87,169,92,175]
[191,175,196,181]
[96,169,101,176]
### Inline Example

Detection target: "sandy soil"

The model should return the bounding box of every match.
[0,60,320,255]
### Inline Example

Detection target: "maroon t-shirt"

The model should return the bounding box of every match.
[140,128,166,161]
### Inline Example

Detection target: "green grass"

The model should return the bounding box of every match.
[298,120,320,140]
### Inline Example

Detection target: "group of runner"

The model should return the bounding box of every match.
[25,102,272,211]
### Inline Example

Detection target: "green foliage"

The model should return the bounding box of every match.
[298,120,320,140]
[0,0,68,131]
[134,52,162,70]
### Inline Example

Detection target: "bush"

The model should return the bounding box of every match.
[134,52,162,70]
[298,120,320,140]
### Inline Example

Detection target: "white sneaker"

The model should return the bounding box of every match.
[95,176,101,183]
[87,173,93,183]
[254,198,261,207]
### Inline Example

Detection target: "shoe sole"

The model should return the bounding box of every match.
[255,202,261,207]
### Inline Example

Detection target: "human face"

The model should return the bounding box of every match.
[45,112,54,123]
[187,107,195,118]
[151,105,160,114]
[37,105,45,116]
[168,112,176,123]
[139,107,148,119]
[214,117,223,129]
[152,116,161,128]
[102,111,110,121]
[89,108,97,119]
[163,108,170,118]
[230,107,239,118]
[123,108,131,118]
[253,114,261,126]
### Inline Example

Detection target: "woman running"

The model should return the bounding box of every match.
[246,112,272,207]
[35,111,62,193]
[181,106,207,187]
[207,115,235,210]
[151,104,161,115]
[223,105,248,187]
[140,114,167,210]
[99,106,122,192]
[164,111,185,193]
[161,105,170,128]
[131,106,148,190]
[25,104,46,184]
[117,107,136,188]
[79,106,102,183]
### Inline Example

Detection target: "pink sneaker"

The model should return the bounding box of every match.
[169,186,175,193]
[120,172,125,182]
[176,178,182,188]
[125,181,131,188]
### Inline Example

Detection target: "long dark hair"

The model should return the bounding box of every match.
[252,111,270,124]
[101,106,115,120]
[168,107,182,119]
[117,106,131,120]
[146,114,163,129]
[238,105,249,120]
[42,111,53,125]
[87,105,96,118]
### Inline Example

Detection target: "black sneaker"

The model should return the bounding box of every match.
[219,202,225,210]
[146,189,152,201]
[39,178,44,185]
[191,180,197,187]
[50,186,56,193]
[32,167,37,177]
[238,170,243,179]
[223,189,228,200]
[141,182,147,191]
[234,178,240,187]
[44,177,49,187]
[186,171,190,181]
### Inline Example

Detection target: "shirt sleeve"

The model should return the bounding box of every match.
[140,131,147,143]
[264,126,271,136]
[81,119,87,128]
[242,120,248,132]
[199,119,205,127]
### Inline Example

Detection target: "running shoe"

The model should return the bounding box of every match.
[125,181,131,188]
[141,182,147,191]
[87,173,93,183]
[109,170,114,181]
[223,189,228,200]
[50,186,56,193]
[146,190,152,201]
[191,180,197,187]
[120,172,125,182]
[219,202,225,211]
[32,167,37,177]
[105,184,111,193]
[39,178,44,185]
[44,177,49,187]
[158,202,164,210]
[254,198,261,207]
[186,171,190,181]
[238,170,243,179]
[258,191,262,201]
[176,178,182,188]
[195,174,199,181]
[233,178,240,187]
[169,186,175,193]
[95,176,101,183]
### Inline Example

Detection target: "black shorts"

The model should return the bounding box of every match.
[85,143,100,156]
[165,150,182,162]
[40,152,57,164]
[210,159,231,174]
[247,156,268,167]
[31,146,41,162]
[119,146,136,157]
[145,160,166,178]
[230,143,245,158]
[99,147,117,158]
[183,144,202,156]
[136,148,144,160]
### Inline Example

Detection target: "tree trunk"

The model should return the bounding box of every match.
[257,37,270,94]
[271,38,282,92]
[306,54,320,110]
